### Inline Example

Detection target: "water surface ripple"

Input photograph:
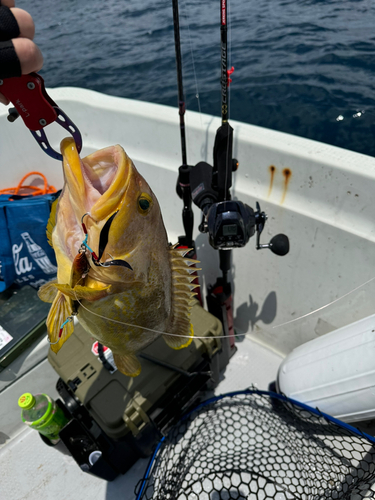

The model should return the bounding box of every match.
[18,0,375,157]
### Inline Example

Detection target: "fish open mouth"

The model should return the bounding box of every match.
[82,154,119,195]
[61,138,131,221]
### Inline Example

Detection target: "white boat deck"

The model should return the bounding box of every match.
[0,334,282,500]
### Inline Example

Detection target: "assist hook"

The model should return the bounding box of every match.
[81,212,133,270]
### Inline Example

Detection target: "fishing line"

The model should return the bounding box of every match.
[48,272,375,342]
[73,292,246,340]
[272,275,375,329]
[75,271,375,336]
[46,272,245,342]
[71,275,247,340]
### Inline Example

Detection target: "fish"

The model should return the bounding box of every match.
[38,137,199,377]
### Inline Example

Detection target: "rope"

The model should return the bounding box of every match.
[0,171,56,197]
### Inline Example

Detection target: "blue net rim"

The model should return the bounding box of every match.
[135,388,375,500]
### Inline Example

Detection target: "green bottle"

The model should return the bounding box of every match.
[18,392,69,443]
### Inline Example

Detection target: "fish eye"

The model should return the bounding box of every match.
[137,193,153,215]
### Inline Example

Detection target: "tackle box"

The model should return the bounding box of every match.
[47,302,232,480]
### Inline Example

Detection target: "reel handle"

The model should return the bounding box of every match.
[258,234,290,256]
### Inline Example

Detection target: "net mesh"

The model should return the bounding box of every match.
[137,390,375,500]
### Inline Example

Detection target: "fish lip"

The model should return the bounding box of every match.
[88,145,132,221]
[61,140,131,221]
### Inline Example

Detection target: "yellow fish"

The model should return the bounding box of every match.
[38,138,199,377]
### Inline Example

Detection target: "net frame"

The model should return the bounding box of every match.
[136,389,375,500]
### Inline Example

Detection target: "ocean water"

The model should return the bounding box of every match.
[18,0,375,157]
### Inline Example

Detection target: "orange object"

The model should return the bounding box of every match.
[0,172,56,197]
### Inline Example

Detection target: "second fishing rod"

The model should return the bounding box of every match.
[172,0,290,340]
[172,0,239,349]
[173,0,238,277]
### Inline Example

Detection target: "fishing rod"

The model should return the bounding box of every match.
[208,0,236,347]
[169,0,239,349]
[214,0,235,201]
[186,0,290,347]
[172,0,194,249]
[214,0,235,301]
[172,0,187,168]
[172,0,203,307]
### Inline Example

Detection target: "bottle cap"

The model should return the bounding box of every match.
[18,393,36,410]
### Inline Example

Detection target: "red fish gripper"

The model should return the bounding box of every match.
[0,73,82,161]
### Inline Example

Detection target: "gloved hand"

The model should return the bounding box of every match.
[0,0,43,104]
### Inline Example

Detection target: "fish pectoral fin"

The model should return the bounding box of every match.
[47,291,74,354]
[38,279,58,303]
[55,283,111,302]
[113,353,141,377]
[163,323,194,350]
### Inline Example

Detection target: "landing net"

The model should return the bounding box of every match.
[136,389,375,500]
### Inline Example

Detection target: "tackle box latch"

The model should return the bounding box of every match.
[123,392,150,436]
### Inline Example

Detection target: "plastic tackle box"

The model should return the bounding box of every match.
[47,302,231,480]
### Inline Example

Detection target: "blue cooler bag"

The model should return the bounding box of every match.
[0,192,59,292]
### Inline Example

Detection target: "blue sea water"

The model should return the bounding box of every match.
[18,0,375,157]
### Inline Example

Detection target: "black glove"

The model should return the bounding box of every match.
[0,4,21,78]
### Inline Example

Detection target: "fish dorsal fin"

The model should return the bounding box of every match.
[38,279,58,303]
[46,197,59,247]
[164,246,200,350]
[55,283,111,302]
[47,291,74,354]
